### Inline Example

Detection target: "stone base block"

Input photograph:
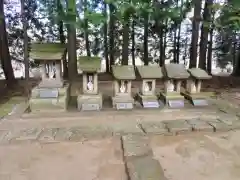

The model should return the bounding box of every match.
[29,84,69,112]
[138,93,160,108]
[31,85,69,98]
[77,94,102,111]
[112,95,134,110]
[161,92,185,108]
[29,95,68,112]
[181,91,210,106]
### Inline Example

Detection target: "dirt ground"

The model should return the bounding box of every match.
[151,130,240,180]
[0,137,126,180]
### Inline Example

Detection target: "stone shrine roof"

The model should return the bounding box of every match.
[78,56,101,72]
[112,65,136,80]
[188,68,212,79]
[163,63,189,79]
[137,66,163,79]
[29,43,66,61]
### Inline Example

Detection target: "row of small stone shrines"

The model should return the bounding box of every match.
[28,42,212,112]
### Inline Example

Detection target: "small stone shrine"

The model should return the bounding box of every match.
[161,63,189,108]
[77,56,102,111]
[181,68,212,106]
[112,65,136,110]
[136,66,163,108]
[29,42,69,112]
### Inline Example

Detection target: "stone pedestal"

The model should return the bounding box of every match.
[112,80,134,110]
[77,93,102,111]
[77,73,103,111]
[30,84,69,112]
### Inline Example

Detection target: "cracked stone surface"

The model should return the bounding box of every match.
[122,135,152,159]
[163,120,192,135]
[150,130,240,180]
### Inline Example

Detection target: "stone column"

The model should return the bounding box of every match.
[83,74,87,93]
[176,80,181,93]
[40,62,47,81]
[164,80,169,93]
[114,80,119,94]
[152,79,156,94]
[127,81,131,95]
[93,74,98,94]
[196,80,202,93]
[55,62,61,81]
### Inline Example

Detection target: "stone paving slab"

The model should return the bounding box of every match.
[126,155,167,180]
[69,126,112,141]
[163,120,192,135]
[186,119,214,132]
[109,122,144,135]
[122,135,152,159]
[139,122,169,135]
[207,121,232,132]
[54,128,73,141]
[9,128,42,143]
[38,128,59,142]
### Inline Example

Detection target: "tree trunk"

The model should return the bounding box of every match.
[20,0,29,81]
[103,2,109,72]
[189,0,202,68]
[173,25,178,63]
[57,0,68,79]
[131,17,135,66]
[143,13,149,65]
[109,4,115,70]
[0,0,16,87]
[176,0,183,64]
[84,0,90,57]
[66,0,77,79]
[122,17,129,65]
[199,0,213,70]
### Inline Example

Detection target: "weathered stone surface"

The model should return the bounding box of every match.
[112,65,136,80]
[10,128,42,142]
[206,120,232,132]
[38,128,59,142]
[163,63,189,79]
[30,42,66,61]
[0,130,9,144]
[140,122,168,135]
[127,156,167,180]
[78,56,101,72]
[163,120,192,135]
[137,66,163,79]
[77,94,102,111]
[122,135,152,159]
[110,122,144,135]
[186,119,214,132]
[188,68,212,79]
[54,128,72,141]
[69,126,111,141]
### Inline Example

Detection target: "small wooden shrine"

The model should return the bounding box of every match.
[136,66,163,108]
[182,68,212,106]
[161,63,189,108]
[112,65,136,110]
[77,56,102,111]
[29,42,69,112]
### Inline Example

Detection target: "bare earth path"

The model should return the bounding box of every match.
[1,92,240,180]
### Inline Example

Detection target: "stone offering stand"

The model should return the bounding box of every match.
[112,65,136,110]
[161,63,190,108]
[29,43,69,112]
[136,66,163,108]
[77,56,103,111]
